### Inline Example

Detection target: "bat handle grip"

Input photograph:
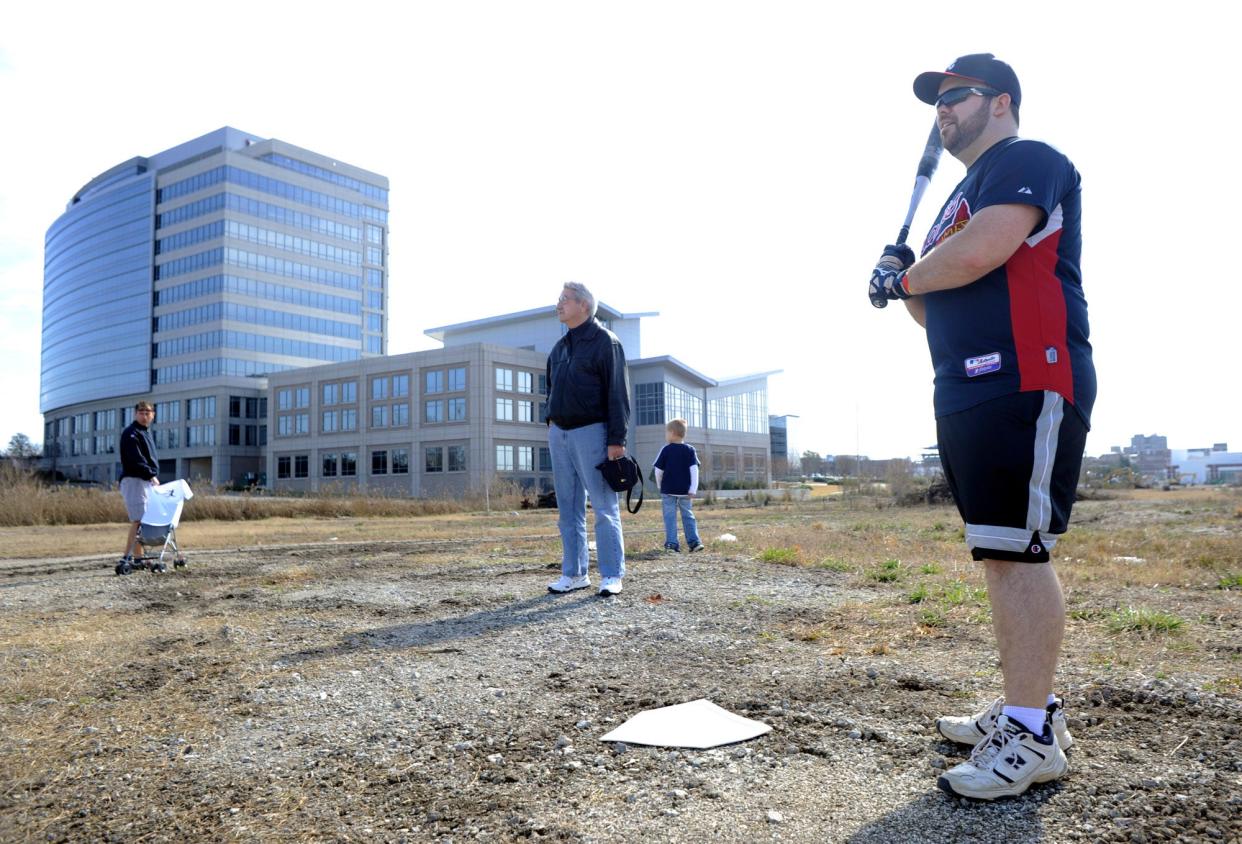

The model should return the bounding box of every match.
[896,225,911,246]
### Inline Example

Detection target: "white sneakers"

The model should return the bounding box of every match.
[937,714,1069,800]
[598,577,623,596]
[937,696,1073,751]
[547,574,591,593]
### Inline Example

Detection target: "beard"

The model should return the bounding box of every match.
[942,99,992,155]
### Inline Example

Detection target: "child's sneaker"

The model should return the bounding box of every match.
[937,714,1068,800]
[937,696,1073,751]
[663,543,680,553]
[688,541,705,552]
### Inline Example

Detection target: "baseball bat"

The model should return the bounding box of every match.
[871,120,944,308]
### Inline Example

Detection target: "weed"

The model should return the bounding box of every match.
[813,557,851,572]
[940,580,988,607]
[918,609,948,628]
[919,563,942,575]
[1218,573,1242,590]
[1107,606,1185,634]
[907,584,929,604]
[758,547,801,566]
[868,559,904,583]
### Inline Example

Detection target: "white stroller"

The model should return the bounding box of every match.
[115,480,194,575]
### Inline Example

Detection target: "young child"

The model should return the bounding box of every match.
[653,418,703,553]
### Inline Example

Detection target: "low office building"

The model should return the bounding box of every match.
[266,304,778,495]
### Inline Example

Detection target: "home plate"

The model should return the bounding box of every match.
[599,699,771,749]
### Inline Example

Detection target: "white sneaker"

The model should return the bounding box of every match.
[598,577,623,596]
[937,714,1068,800]
[937,697,1073,751]
[547,574,591,593]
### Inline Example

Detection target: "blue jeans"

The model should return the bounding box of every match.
[661,494,700,549]
[548,422,624,579]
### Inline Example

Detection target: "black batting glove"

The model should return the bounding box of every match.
[868,265,911,308]
[881,243,916,270]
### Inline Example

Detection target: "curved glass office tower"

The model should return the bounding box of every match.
[41,127,389,486]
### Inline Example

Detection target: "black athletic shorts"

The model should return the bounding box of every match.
[936,390,1088,563]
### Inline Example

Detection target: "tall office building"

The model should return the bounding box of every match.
[41,127,389,486]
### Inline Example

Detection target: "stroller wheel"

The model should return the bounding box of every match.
[152,562,167,574]
[116,561,132,576]
[174,559,186,569]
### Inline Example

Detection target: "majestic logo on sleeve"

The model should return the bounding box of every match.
[922,193,972,255]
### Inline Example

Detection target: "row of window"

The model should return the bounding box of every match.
[274,395,546,438]
[495,368,544,394]
[155,301,360,339]
[155,273,362,316]
[224,219,363,267]
[707,389,769,434]
[258,153,389,204]
[156,246,363,291]
[156,219,223,255]
[153,358,293,385]
[154,330,361,364]
[636,381,706,428]
[159,165,388,224]
[157,192,363,243]
[275,444,474,480]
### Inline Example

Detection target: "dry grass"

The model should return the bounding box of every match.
[0,464,526,528]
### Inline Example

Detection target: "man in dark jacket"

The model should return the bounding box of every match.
[118,401,160,571]
[545,282,631,597]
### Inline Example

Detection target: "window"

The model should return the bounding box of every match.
[538,401,548,423]
[372,377,388,400]
[447,367,466,391]
[322,410,338,433]
[448,445,467,472]
[367,313,382,332]
[495,444,514,472]
[245,397,260,419]
[538,373,548,395]
[371,450,388,475]
[245,425,257,446]
[424,447,443,473]
[447,397,466,421]
[229,396,242,418]
[636,382,664,426]
[539,447,552,472]
[366,336,382,354]
[323,383,339,406]
[495,368,513,391]
[341,409,357,431]
[392,448,409,475]
[277,389,292,411]
[517,371,533,393]
[228,424,241,445]
[366,224,383,245]
[392,403,409,426]
[372,405,389,428]
[277,456,291,478]
[425,370,443,394]
[295,388,310,409]
[496,398,513,421]
[341,381,357,403]
[517,401,533,423]
[341,451,357,476]
[322,452,338,477]
[425,400,443,423]
[517,445,534,472]
[393,374,409,398]
[294,455,309,478]
[295,413,309,435]
[278,415,293,436]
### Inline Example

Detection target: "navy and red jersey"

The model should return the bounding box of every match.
[920,137,1096,426]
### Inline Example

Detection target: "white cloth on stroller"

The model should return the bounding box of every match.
[141,479,194,529]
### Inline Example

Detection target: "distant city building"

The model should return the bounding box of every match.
[266,304,779,494]
[768,414,799,476]
[41,127,389,486]
[917,444,942,477]
[1119,434,1172,482]
[1171,443,1242,485]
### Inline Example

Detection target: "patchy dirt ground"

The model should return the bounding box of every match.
[1,493,1240,843]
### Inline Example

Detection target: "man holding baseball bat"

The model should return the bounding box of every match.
[869,54,1096,800]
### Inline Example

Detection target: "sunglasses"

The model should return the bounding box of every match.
[935,86,1002,109]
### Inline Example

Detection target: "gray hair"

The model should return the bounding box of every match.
[562,282,597,318]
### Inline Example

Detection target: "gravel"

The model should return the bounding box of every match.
[1,545,1240,842]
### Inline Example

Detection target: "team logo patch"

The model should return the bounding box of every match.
[964,352,1002,378]
[923,193,972,255]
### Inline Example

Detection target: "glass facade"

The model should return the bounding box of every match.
[42,171,155,412]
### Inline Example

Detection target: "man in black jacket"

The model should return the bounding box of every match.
[118,401,160,572]
[545,282,631,597]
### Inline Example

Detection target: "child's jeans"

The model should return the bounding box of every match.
[661,494,700,550]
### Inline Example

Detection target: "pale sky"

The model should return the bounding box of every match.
[2,1,1238,462]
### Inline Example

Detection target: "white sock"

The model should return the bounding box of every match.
[1047,693,1058,707]
[1002,705,1048,736]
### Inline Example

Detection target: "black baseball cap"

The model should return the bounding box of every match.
[913,53,1021,108]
